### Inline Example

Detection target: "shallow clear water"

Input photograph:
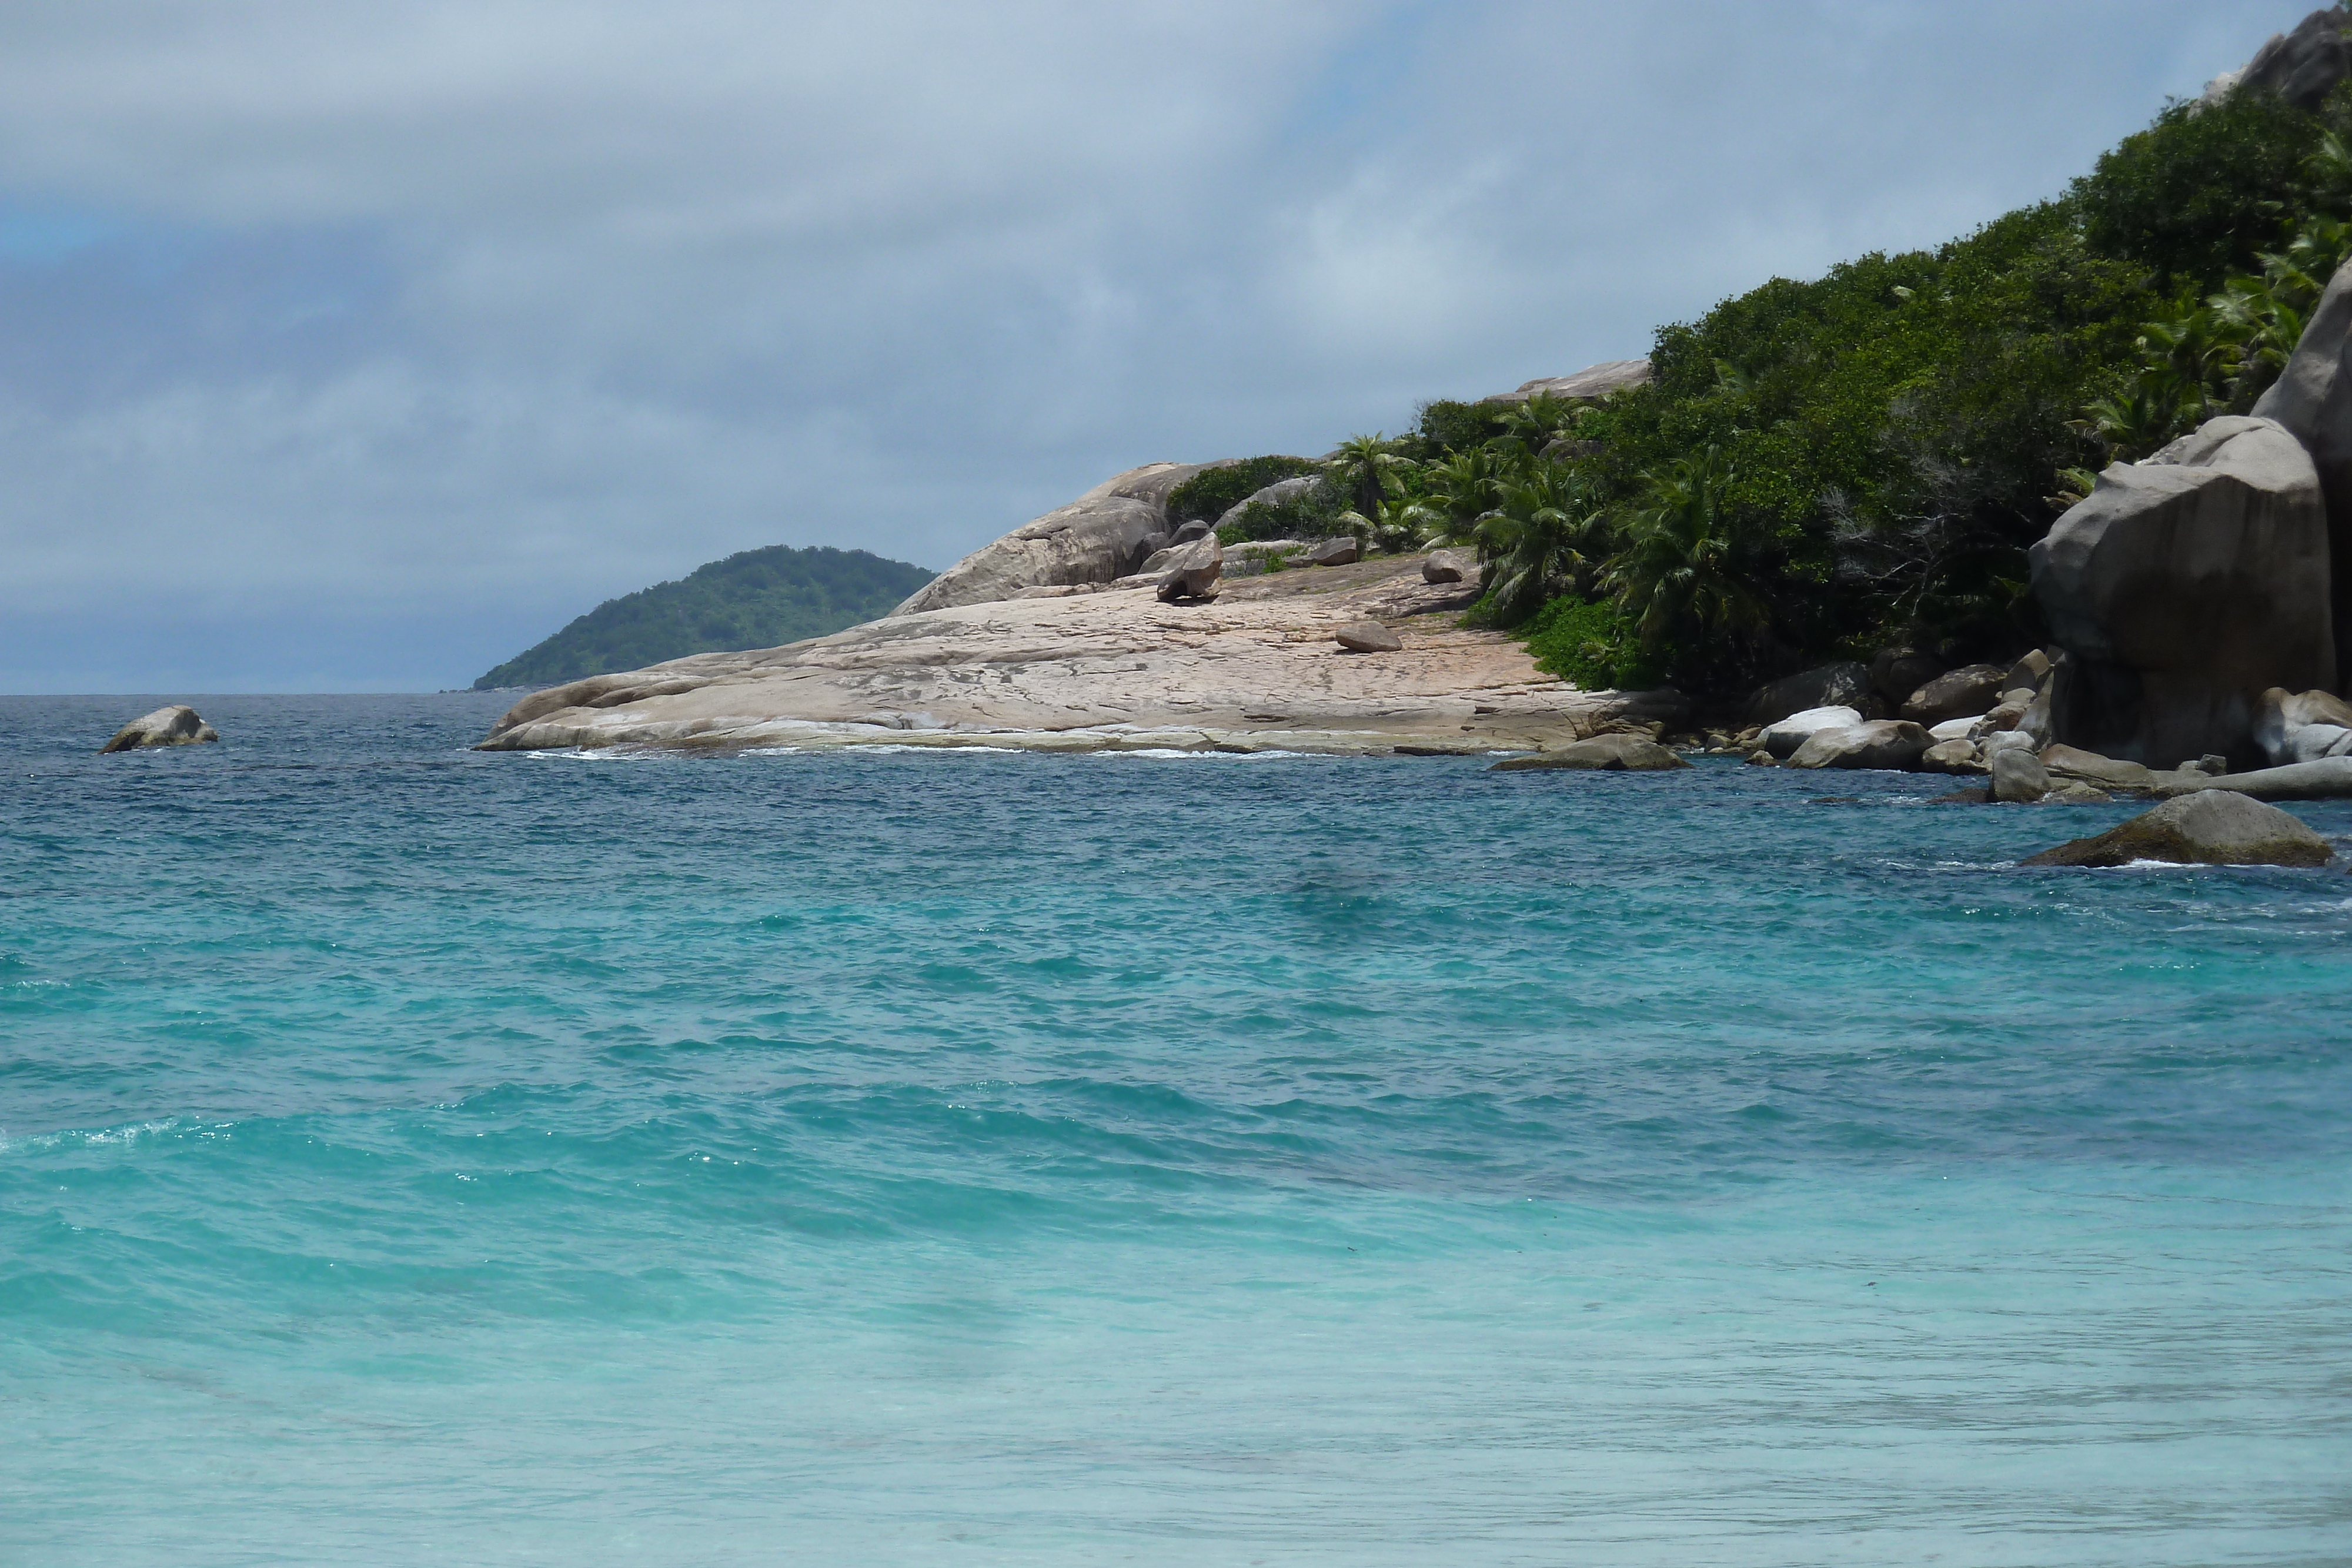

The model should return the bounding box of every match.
[4,693,2349,1566]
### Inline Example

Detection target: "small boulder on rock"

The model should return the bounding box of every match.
[1155,535,1223,603]
[100,705,220,753]
[1334,621,1401,653]
[1903,664,2009,723]
[1306,537,1360,567]
[1422,549,1475,584]
[1491,733,1691,772]
[1783,719,1933,771]
[2022,790,2335,868]
[2255,686,2352,765]
[1171,519,1214,544]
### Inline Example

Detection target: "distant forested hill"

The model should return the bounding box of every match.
[475,546,934,689]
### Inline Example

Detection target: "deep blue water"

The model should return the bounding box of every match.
[4,693,2349,1566]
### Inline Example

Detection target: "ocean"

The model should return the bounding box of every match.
[4,693,2348,1566]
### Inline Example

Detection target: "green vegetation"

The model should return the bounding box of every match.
[474,546,934,689]
[1304,78,2352,700]
[1165,456,1322,526]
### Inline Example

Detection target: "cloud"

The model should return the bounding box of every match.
[0,0,2314,689]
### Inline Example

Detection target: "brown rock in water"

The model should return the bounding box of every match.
[1489,734,1690,772]
[1334,621,1401,653]
[2022,791,2334,868]
[100,705,219,753]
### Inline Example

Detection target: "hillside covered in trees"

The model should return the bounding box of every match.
[1190,52,2352,703]
[475,546,933,689]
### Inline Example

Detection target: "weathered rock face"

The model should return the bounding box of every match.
[1480,360,1653,405]
[479,554,1665,756]
[2257,259,2352,687]
[2023,790,2334,868]
[1783,720,1932,771]
[1490,733,1688,771]
[2030,415,2335,764]
[1902,664,2008,723]
[894,462,1216,616]
[100,704,220,753]
[2203,6,2352,109]
[1743,663,1876,728]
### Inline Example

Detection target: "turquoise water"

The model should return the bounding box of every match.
[4,693,2350,1566]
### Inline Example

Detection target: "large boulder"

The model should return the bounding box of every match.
[1870,646,1945,708]
[1491,733,1689,771]
[1479,360,1653,404]
[100,704,219,752]
[2255,686,2352,765]
[1333,621,1401,653]
[2203,7,2352,109]
[1422,549,1475,584]
[1992,747,2050,804]
[1154,535,1222,603]
[2030,415,2335,765]
[1783,719,1932,771]
[1742,663,1876,728]
[894,461,1215,615]
[2022,791,2334,868]
[2254,255,2352,687]
[1306,537,1360,567]
[1902,664,2008,723]
[1761,704,1863,760]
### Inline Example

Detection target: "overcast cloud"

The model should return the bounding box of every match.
[0,1,2314,690]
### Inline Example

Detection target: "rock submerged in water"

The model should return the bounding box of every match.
[1490,733,1689,772]
[2022,791,2334,868]
[100,705,219,753]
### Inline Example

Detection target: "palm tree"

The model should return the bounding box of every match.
[1324,434,1414,519]
[1495,392,1577,456]
[1418,446,1515,545]
[1472,463,1604,622]
[1602,446,1768,653]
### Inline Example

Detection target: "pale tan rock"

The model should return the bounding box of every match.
[478,556,1644,756]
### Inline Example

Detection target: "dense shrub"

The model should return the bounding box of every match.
[1522,598,1662,690]
[1165,455,1321,526]
[1409,399,1512,457]
[1215,474,1350,541]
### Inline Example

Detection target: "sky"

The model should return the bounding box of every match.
[0,0,2321,692]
